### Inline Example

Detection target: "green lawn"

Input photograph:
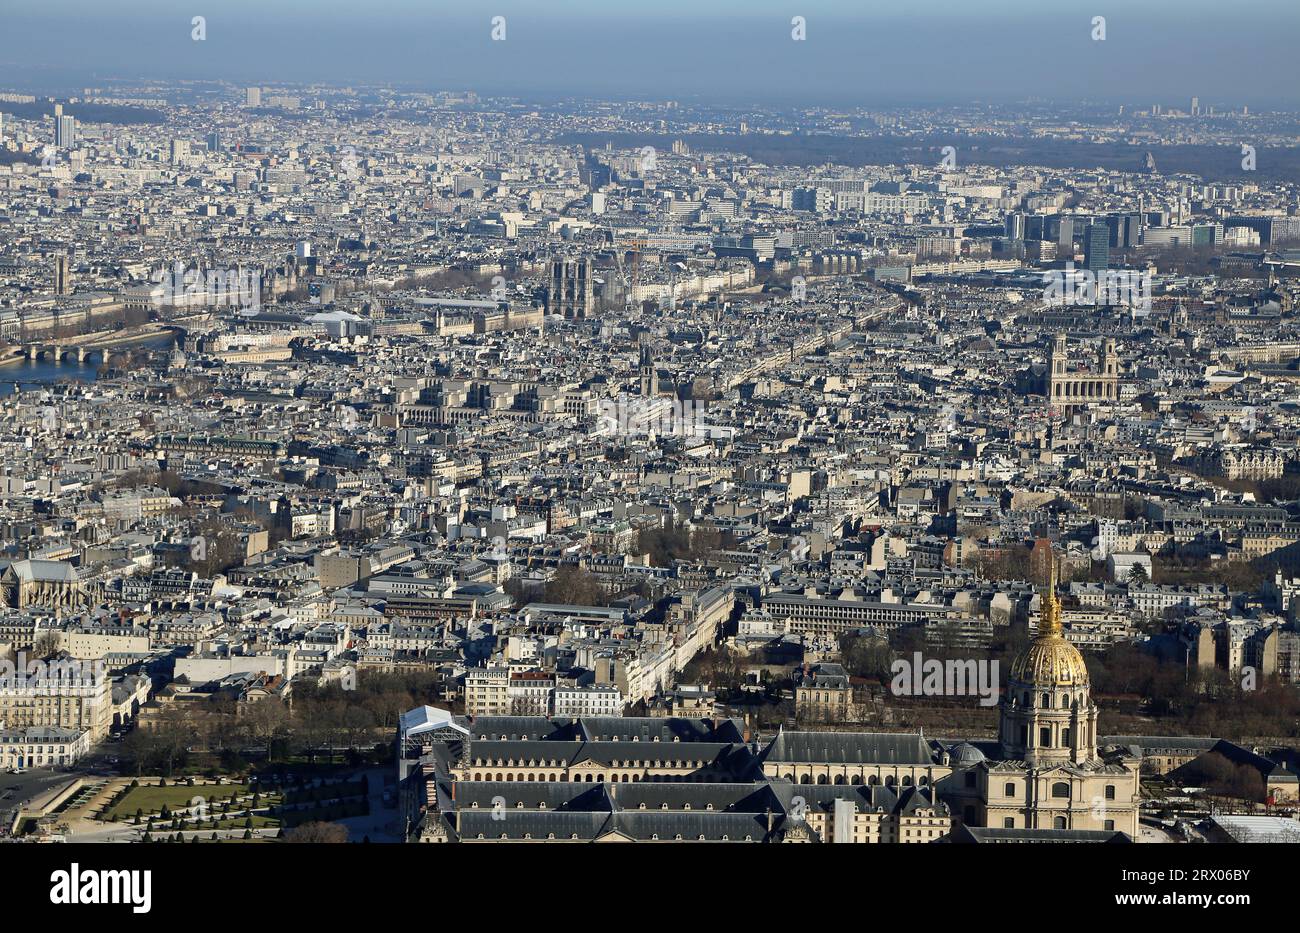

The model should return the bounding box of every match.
[99,782,255,821]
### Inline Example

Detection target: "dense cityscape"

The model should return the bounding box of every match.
[0,11,1295,908]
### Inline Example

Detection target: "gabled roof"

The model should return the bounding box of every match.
[400,705,470,741]
[762,730,937,766]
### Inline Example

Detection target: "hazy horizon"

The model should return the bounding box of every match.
[2,0,1299,109]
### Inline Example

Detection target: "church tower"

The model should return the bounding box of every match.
[998,555,1099,767]
[639,344,658,397]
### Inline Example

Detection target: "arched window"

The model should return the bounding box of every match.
[1004,782,1016,796]
[1051,781,1070,798]
[1040,727,1051,748]
[1105,784,1116,800]
[1053,816,1067,829]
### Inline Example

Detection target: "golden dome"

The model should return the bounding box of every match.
[1009,636,1091,686]
[1009,561,1090,687]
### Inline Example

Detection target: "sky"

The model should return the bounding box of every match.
[2,0,1298,108]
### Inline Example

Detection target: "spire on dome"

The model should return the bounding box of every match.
[1041,550,1063,638]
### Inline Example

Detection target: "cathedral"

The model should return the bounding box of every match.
[0,559,93,613]
[975,560,1141,835]
[1046,333,1119,417]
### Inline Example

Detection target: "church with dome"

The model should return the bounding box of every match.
[971,559,1141,836]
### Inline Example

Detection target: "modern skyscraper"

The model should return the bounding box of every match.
[1004,212,1026,242]
[1083,223,1110,272]
[55,114,76,148]
[246,87,262,107]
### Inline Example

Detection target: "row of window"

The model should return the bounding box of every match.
[782,773,928,787]
[1000,817,1116,830]
[471,758,707,769]
[469,772,718,783]
[998,781,1116,799]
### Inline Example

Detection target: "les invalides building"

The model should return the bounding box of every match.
[975,560,1142,836]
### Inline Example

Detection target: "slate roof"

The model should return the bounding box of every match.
[456,715,744,744]
[762,730,938,766]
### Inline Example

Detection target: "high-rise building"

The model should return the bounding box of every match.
[206,130,222,152]
[246,86,262,107]
[169,138,190,165]
[55,113,76,148]
[1083,223,1110,272]
[1004,212,1026,242]
[1106,213,1143,250]
[1191,96,1200,116]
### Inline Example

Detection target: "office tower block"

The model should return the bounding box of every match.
[1083,224,1110,272]
[246,87,262,107]
[206,130,221,152]
[1107,213,1142,250]
[1004,212,1026,241]
[1054,216,1077,250]
[548,258,593,320]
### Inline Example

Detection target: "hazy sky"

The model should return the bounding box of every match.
[2,0,1298,108]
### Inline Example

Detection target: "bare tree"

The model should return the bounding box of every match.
[284,821,349,843]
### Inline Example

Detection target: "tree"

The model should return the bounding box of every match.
[543,565,604,606]
[32,631,61,658]
[1127,563,1150,586]
[242,698,291,762]
[284,821,349,843]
